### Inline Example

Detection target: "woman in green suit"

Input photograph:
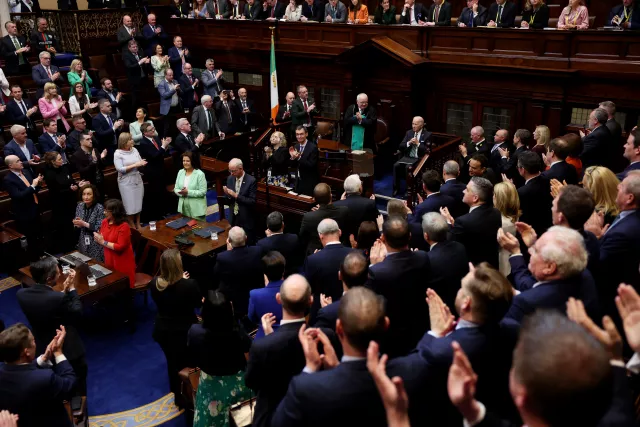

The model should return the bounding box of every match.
[174,152,208,220]
[67,59,93,98]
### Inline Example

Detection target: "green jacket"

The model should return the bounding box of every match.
[67,71,93,98]
[174,168,208,218]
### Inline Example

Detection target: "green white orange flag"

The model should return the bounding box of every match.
[270,32,279,122]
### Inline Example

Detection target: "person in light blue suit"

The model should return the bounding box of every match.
[248,251,285,340]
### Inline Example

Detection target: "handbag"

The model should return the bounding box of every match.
[178,367,201,411]
[229,397,256,427]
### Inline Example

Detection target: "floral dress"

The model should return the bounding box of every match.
[193,370,252,426]
[75,202,105,262]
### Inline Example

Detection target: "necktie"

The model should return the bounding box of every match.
[410,132,418,157]
[469,9,473,26]
[186,134,194,146]
[435,5,439,21]
[206,109,213,130]
[234,4,237,16]
[18,172,38,204]
[234,178,241,214]
[46,67,52,79]
[107,115,113,127]
[299,144,305,155]
[19,101,26,115]
[303,100,310,124]
[271,4,275,17]
[151,25,155,32]
[497,5,503,23]
[12,37,25,65]
[151,138,159,150]
[224,102,232,122]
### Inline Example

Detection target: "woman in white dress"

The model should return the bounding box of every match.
[129,107,157,145]
[284,0,302,20]
[493,182,520,277]
[114,132,147,229]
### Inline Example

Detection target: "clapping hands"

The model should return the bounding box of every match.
[426,288,455,337]
[298,324,339,372]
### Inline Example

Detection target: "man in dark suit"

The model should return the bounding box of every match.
[542,137,578,185]
[608,1,640,29]
[333,174,379,239]
[32,51,64,100]
[38,119,70,163]
[272,287,388,427]
[16,256,87,395]
[243,0,262,19]
[3,125,40,171]
[276,92,295,137]
[617,129,640,181]
[517,151,552,237]
[6,85,38,139]
[123,40,150,111]
[441,160,469,218]
[580,108,613,171]
[313,250,368,330]
[3,155,44,259]
[178,63,201,112]
[1,21,31,76]
[206,0,230,17]
[412,169,455,224]
[246,274,337,427]
[235,87,255,132]
[215,90,240,135]
[486,0,517,27]
[0,323,77,427]
[498,226,600,323]
[222,158,257,242]
[117,15,144,50]
[367,216,432,357]
[399,0,429,24]
[214,226,263,317]
[168,36,192,78]
[600,101,622,145]
[257,211,302,276]
[138,122,172,219]
[248,251,286,340]
[227,0,246,18]
[299,183,349,255]
[301,0,324,21]
[487,129,513,173]
[343,93,377,152]
[174,117,205,169]
[303,218,354,322]
[422,212,468,309]
[96,78,122,120]
[290,126,319,197]
[386,199,428,252]
[468,154,498,185]
[459,126,492,182]
[261,0,286,19]
[425,0,452,25]
[67,116,89,153]
[394,116,433,196]
[445,177,502,268]
[142,13,168,56]
[458,0,488,27]
[92,99,124,161]
[291,85,319,137]
[497,128,530,187]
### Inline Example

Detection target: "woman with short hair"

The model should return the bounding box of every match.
[73,184,105,261]
[114,132,146,229]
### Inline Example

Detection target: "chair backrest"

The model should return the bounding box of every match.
[374,117,389,145]
[315,121,334,139]
[131,226,170,276]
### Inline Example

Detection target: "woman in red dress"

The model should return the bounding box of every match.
[93,199,136,288]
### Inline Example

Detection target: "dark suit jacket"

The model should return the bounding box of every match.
[412,193,455,224]
[16,283,85,360]
[38,132,66,154]
[245,321,339,427]
[581,125,613,170]
[399,2,429,24]
[458,5,488,26]
[168,46,192,78]
[226,173,257,232]
[440,178,469,217]
[1,34,30,75]
[173,132,201,169]
[290,98,319,128]
[91,113,117,152]
[116,25,144,49]
[275,103,293,123]
[450,203,502,268]
[142,23,168,56]
[292,141,319,197]
[304,243,354,320]
[261,2,285,19]
[409,220,429,252]
[488,143,513,173]
[506,255,600,323]
[343,104,377,151]
[313,299,340,330]
[244,1,262,19]
[3,169,40,222]
[191,105,221,140]
[609,3,640,29]
[71,147,104,185]
[169,1,191,16]
[616,162,640,181]
[486,1,517,27]
[95,88,121,112]
[581,229,600,279]
[138,137,168,185]
[0,360,76,427]
[123,49,149,89]
[541,160,578,185]
[517,175,552,237]
[498,145,527,187]
[333,194,379,238]
[461,139,492,182]
[257,233,302,275]
[30,30,60,54]
[367,250,432,357]
[427,1,452,25]
[178,73,200,110]
[214,245,263,316]
[32,64,62,99]
[301,0,324,21]
[248,279,284,339]
[299,204,349,254]
[271,360,387,427]
[427,240,468,309]
[521,4,550,28]
[3,139,40,169]
[215,99,241,134]
[235,97,255,128]
[398,129,432,158]
[6,98,36,130]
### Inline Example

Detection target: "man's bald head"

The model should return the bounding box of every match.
[4,155,19,167]
[340,251,368,289]
[278,274,312,317]
[337,287,387,352]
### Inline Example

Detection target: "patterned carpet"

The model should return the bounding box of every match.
[88,393,183,427]
[0,276,20,293]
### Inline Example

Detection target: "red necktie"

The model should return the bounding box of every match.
[271,5,275,17]
[151,138,159,150]
[303,100,310,124]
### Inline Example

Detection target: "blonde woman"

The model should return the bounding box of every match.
[114,132,147,229]
[521,0,549,28]
[263,131,290,187]
[150,248,201,407]
[284,0,302,20]
[557,0,589,30]
[494,182,520,276]
[532,125,550,158]
[38,82,70,133]
[67,59,93,98]
[582,166,620,226]
[151,44,170,88]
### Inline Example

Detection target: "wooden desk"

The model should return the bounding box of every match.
[200,157,230,220]
[139,216,231,259]
[256,182,316,218]
[16,258,130,306]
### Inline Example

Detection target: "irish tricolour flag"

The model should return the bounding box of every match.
[270,33,279,122]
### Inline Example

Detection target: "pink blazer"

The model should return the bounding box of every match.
[38,96,70,132]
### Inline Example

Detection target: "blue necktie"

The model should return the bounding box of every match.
[469,11,473,27]
[107,115,113,127]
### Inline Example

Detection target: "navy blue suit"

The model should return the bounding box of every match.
[6,98,36,131]
[412,193,455,224]
[517,175,552,237]
[608,4,640,28]
[488,143,513,173]
[248,279,284,340]
[427,240,468,310]
[272,360,387,427]
[0,360,76,427]
[91,113,118,153]
[298,204,349,255]
[256,233,302,275]
[498,146,528,188]
[333,194,379,239]
[142,23,168,56]
[541,160,578,185]
[304,243,354,321]
[581,125,613,170]
[581,229,601,279]
[616,162,640,181]
[440,178,469,217]
[367,250,432,357]
[506,255,600,323]
[31,64,62,99]
[3,139,40,170]
[458,4,488,26]
[214,245,263,317]
[225,173,257,237]
[168,46,192,78]
[450,203,502,268]
[301,0,323,20]
[313,300,340,330]
[38,132,66,154]
[486,1,517,27]
[3,169,40,222]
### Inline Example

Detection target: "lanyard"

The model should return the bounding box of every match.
[566,8,579,25]
[624,7,632,22]
[529,8,536,24]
